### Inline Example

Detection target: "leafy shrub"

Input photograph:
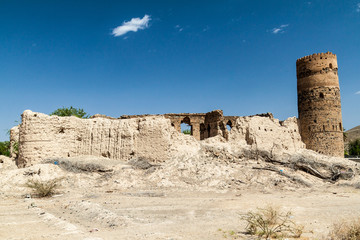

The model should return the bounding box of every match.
[240,206,303,239]
[328,218,360,240]
[0,141,10,157]
[50,106,89,118]
[348,139,360,156]
[182,129,191,135]
[26,178,62,197]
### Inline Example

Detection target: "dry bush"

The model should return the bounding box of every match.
[26,178,61,197]
[328,218,360,240]
[240,206,303,239]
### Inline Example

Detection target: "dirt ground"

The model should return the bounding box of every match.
[1,147,360,240]
[1,184,360,240]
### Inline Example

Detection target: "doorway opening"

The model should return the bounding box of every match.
[181,117,192,135]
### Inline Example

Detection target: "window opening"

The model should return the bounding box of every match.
[226,120,232,131]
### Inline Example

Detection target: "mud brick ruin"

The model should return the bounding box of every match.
[11,52,345,167]
[297,52,344,157]
[121,111,239,141]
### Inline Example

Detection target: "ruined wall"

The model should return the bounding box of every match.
[121,113,206,140]
[203,110,226,139]
[17,110,178,167]
[296,52,344,157]
[228,115,305,155]
[165,113,205,140]
[14,109,308,167]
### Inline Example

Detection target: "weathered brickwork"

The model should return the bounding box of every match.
[297,52,344,157]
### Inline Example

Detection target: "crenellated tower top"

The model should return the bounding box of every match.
[296,51,339,90]
[296,51,336,63]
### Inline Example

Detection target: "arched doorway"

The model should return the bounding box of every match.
[181,117,192,135]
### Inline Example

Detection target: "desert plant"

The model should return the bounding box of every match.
[50,106,89,118]
[240,206,303,239]
[26,178,62,197]
[328,218,360,240]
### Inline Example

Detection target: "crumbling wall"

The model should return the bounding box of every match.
[17,110,179,167]
[204,110,226,139]
[16,110,306,168]
[228,115,305,155]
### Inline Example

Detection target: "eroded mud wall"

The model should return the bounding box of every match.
[17,110,174,167]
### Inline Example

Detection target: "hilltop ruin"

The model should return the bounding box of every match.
[9,52,345,167]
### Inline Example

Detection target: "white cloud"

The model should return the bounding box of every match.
[355,91,360,95]
[202,25,210,32]
[357,3,360,12]
[175,25,183,32]
[271,24,289,34]
[112,15,151,37]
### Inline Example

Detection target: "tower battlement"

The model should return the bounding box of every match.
[296,52,336,63]
[297,52,339,90]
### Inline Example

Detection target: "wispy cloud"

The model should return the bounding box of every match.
[355,91,360,95]
[356,3,360,12]
[175,25,183,32]
[271,24,289,34]
[202,25,210,32]
[112,15,151,37]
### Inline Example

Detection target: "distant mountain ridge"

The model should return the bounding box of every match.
[345,125,360,143]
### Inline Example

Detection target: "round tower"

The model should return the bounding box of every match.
[296,52,344,157]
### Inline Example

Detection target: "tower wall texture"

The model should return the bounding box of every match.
[296,52,344,157]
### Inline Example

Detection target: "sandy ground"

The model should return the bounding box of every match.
[1,185,360,240]
[1,150,360,240]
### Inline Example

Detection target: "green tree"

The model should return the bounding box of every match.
[182,129,191,135]
[348,139,360,156]
[0,141,10,157]
[50,106,89,118]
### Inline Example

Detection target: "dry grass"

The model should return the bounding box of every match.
[26,178,62,197]
[240,206,303,239]
[328,218,360,240]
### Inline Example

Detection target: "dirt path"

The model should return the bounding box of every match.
[1,186,359,240]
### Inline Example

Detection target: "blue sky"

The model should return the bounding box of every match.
[1,0,360,141]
